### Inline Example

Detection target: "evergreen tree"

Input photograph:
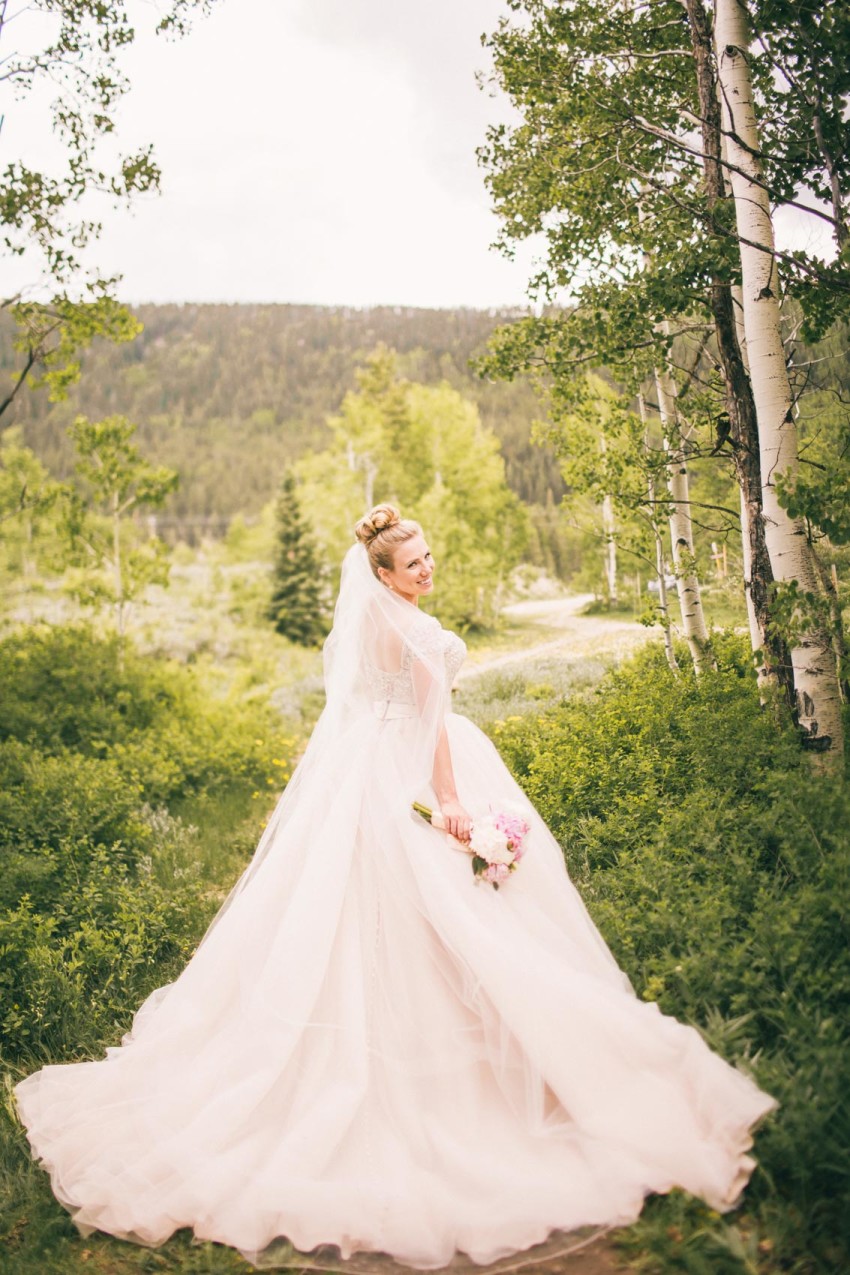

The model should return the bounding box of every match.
[268,471,330,647]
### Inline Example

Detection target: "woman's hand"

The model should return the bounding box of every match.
[439,798,473,846]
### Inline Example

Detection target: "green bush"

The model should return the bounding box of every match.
[0,624,288,805]
[0,836,202,1062]
[0,625,298,1066]
[492,636,850,1272]
[0,627,175,750]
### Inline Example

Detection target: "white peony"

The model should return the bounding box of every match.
[487,840,517,866]
[470,817,514,865]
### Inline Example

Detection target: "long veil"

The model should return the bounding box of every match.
[195,541,449,947]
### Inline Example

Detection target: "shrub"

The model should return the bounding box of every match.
[0,625,292,805]
[0,840,202,1063]
[0,626,299,1066]
[491,636,850,1272]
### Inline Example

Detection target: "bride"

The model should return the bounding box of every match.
[15,504,776,1271]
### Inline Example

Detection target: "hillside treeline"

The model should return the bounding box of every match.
[0,304,564,532]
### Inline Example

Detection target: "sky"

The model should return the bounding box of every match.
[2,0,541,310]
[2,0,834,311]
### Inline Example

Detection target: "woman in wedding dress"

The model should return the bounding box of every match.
[15,504,776,1272]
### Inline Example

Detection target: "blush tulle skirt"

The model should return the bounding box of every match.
[14,711,776,1270]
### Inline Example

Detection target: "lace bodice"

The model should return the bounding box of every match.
[365,614,466,708]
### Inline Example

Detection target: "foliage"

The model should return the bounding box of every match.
[4,296,142,420]
[491,637,850,1271]
[267,470,331,646]
[479,0,849,721]
[534,372,666,586]
[748,0,850,264]
[479,0,850,357]
[523,499,588,583]
[776,388,850,544]
[1,0,216,290]
[0,2,214,431]
[0,625,285,803]
[0,831,201,1065]
[0,303,562,527]
[0,624,297,1063]
[296,348,529,629]
[59,415,179,632]
[0,428,63,582]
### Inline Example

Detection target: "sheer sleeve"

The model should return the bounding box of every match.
[403,616,451,722]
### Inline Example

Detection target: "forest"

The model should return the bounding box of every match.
[0,302,563,521]
[1,1,850,1274]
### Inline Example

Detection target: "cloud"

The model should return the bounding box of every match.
[291,0,509,198]
[1,0,533,307]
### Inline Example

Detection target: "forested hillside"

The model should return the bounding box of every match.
[0,304,563,533]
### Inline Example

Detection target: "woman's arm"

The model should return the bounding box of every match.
[407,624,473,844]
[432,724,472,844]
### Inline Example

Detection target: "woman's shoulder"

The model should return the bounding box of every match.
[403,608,442,649]
[401,610,462,664]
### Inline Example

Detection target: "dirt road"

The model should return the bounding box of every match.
[457,594,654,682]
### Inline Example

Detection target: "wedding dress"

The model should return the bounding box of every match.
[15,543,776,1272]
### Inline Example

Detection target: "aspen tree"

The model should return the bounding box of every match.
[654,362,716,673]
[714,0,844,759]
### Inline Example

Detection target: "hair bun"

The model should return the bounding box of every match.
[354,503,401,546]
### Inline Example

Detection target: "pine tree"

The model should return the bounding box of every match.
[267,471,330,647]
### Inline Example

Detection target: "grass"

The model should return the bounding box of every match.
[453,652,616,727]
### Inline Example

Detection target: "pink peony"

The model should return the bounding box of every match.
[492,809,530,853]
[483,863,512,885]
[412,798,531,889]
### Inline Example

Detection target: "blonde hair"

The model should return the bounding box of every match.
[354,504,421,579]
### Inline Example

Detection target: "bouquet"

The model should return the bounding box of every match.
[412,800,531,888]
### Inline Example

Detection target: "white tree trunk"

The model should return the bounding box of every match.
[738,487,764,657]
[597,434,618,604]
[602,493,617,605]
[715,0,844,761]
[653,476,680,674]
[654,363,715,674]
[728,281,764,659]
[638,388,679,672]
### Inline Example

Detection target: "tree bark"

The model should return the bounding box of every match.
[811,111,848,251]
[602,492,617,605]
[714,0,844,762]
[599,435,618,605]
[638,388,679,673]
[809,544,850,705]
[653,478,680,674]
[654,361,716,674]
[683,0,794,702]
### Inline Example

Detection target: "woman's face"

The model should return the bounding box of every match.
[378,533,435,605]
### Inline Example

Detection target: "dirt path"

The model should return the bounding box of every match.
[294,1233,628,1275]
[457,594,655,682]
[527,1235,627,1274]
